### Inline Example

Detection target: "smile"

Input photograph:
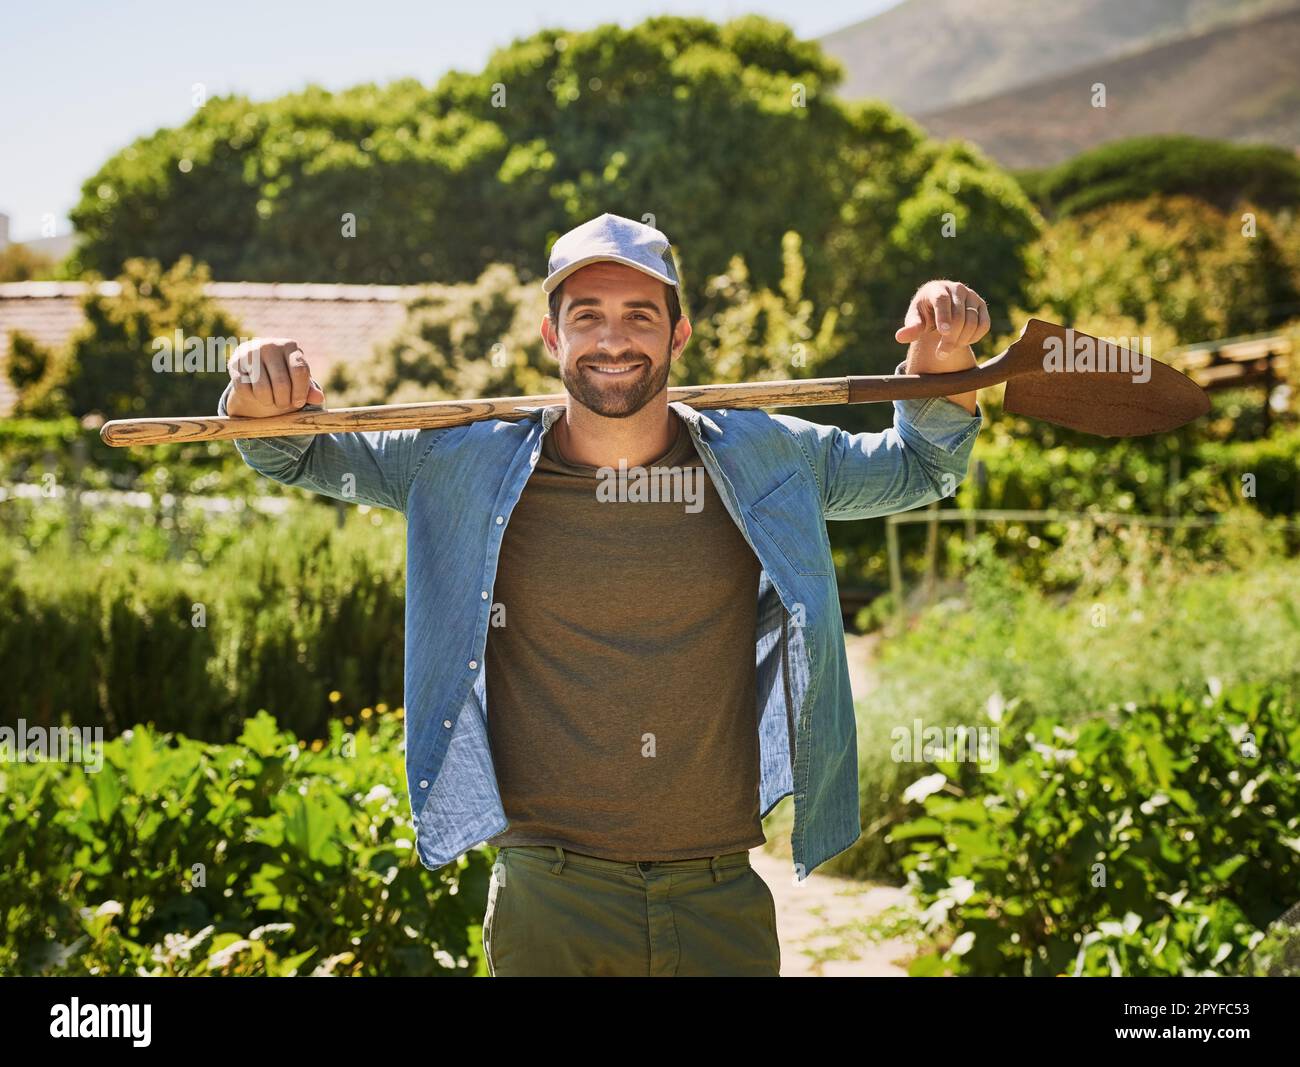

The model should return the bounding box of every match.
[586,362,644,376]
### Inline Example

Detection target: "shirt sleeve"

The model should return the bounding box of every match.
[791,361,983,521]
[217,380,447,514]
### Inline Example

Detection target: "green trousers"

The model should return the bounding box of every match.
[483,844,781,977]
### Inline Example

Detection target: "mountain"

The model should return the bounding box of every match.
[819,0,1298,115]
[913,5,1300,168]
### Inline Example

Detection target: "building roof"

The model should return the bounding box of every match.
[0,280,424,416]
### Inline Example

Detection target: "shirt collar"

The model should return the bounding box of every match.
[669,400,721,438]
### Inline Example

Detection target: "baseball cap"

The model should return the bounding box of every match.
[542,212,680,296]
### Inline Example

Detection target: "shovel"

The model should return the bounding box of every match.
[98,317,1209,446]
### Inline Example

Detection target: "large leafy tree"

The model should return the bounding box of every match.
[69,15,1036,389]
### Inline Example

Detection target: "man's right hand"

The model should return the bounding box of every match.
[226,338,325,417]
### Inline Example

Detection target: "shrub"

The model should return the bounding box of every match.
[1014,136,1300,220]
[4,507,406,742]
[0,711,490,976]
[62,256,244,420]
[821,557,1300,885]
[892,682,1300,976]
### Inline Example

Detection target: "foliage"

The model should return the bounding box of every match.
[893,682,1300,976]
[821,555,1300,885]
[1239,899,1300,977]
[966,409,1300,518]
[0,242,58,282]
[6,331,69,417]
[677,230,849,385]
[1014,135,1300,220]
[3,506,406,742]
[326,262,558,406]
[0,409,290,498]
[66,15,1035,369]
[59,257,245,420]
[887,140,1040,326]
[831,410,1300,596]
[0,712,491,976]
[1008,195,1300,348]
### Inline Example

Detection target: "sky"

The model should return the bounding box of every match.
[0,0,900,241]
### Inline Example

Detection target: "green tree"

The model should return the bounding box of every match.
[68,15,1034,379]
[887,142,1041,333]
[0,243,58,282]
[679,230,847,386]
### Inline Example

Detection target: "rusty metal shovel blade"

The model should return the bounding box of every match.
[1001,318,1211,437]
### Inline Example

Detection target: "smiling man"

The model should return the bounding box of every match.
[219,212,985,977]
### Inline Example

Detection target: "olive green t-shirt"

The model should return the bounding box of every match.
[483,410,766,861]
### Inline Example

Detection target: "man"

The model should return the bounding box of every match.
[219,212,986,977]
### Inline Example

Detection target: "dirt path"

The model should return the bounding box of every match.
[750,848,918,976]
[843,630,880,696]
[746,630,920,977]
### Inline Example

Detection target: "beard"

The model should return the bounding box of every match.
[559,344,672,418]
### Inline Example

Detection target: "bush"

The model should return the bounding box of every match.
[1009,194,1300,347]
[0,242,58,282]
[1014,135,1300,220]
[892,682,1300,976]
[821,556,1300,885]
[0,711,490,976]
[0,413,296,500]
[969,420,1300,519]
[326,262,559,407]
[6,332,69,417]
[4,507,406,742]
[61,256,244,420]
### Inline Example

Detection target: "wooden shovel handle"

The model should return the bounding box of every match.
[99,361,1027,447]
[98,378,850,446]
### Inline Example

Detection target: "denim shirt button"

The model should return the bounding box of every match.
[442,720,452,728]
[481,590,488,599]
[495,516,503,525]
[468,659,478,669]
[419,779,428,788]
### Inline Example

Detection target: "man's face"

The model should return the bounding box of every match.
[542,261,688,418]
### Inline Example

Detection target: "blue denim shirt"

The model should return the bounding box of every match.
[217,376,981,880]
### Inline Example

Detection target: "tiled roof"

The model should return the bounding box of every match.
[0,281,427,416]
